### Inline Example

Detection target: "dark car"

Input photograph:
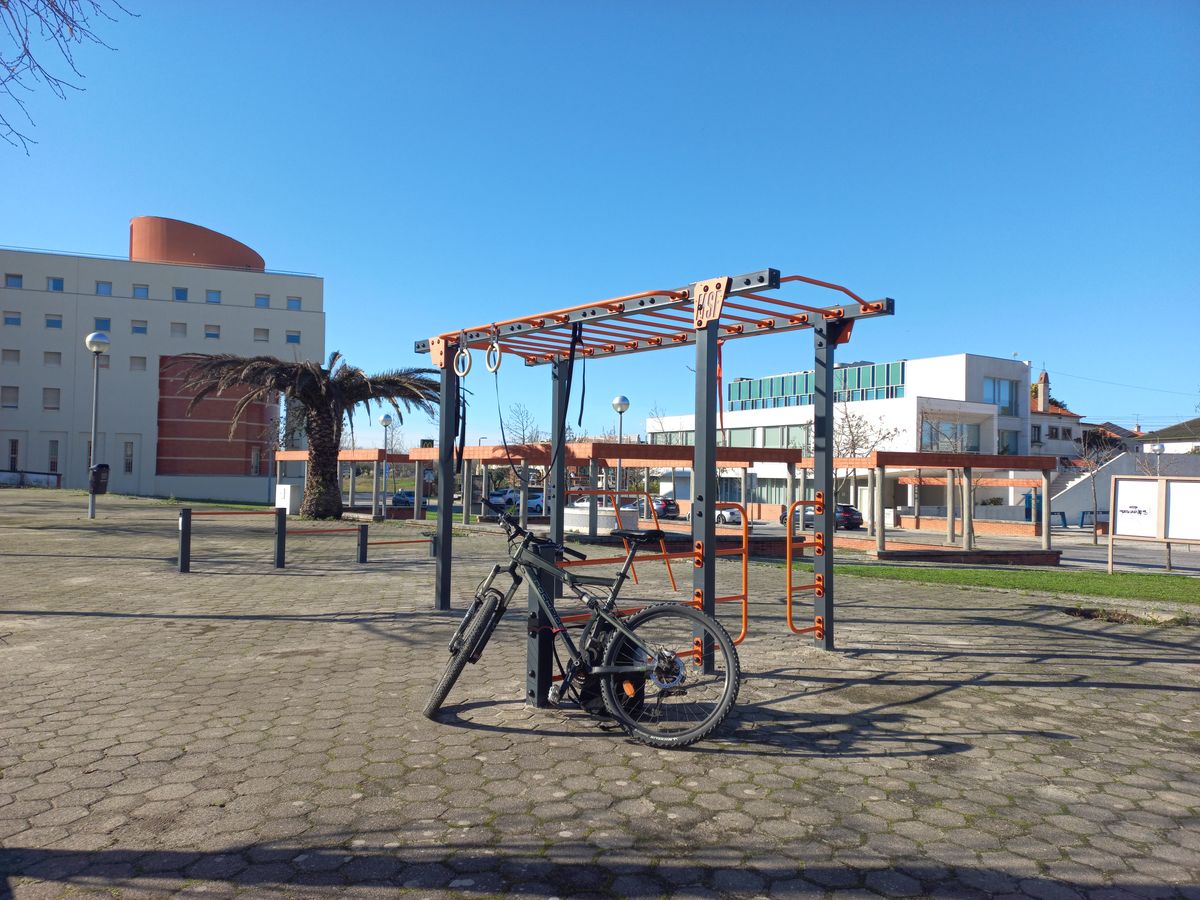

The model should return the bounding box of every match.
[391,490,416,507]
[650,496,680,519]
[780,503,863,530]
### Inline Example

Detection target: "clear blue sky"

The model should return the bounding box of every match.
[7,1,1198,447]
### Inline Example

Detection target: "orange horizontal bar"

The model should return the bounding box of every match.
[779,273,868,306]
[367,539,433,546]
[289,528,358,535]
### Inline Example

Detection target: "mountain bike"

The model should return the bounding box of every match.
[423,501,740,749]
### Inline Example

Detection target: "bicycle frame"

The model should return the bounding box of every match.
[475,530,660,698]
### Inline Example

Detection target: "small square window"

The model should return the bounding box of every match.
[285,330,301,344]
[173,287,188,302]
[286,296,302,311]
[170,322,187,338]
[2,311,18,326]
[1,349,18,364]
[42,387,61,410]
[205,324,220,340]
[130,356,147,372]
[254,327,269,342]
[131,320,148,335]
[45,314,63,329]
[132,284,149,299]
[4,274,22,289]
[206,289,221,304]
[1,385,17,408]
[47,277,64,292]
[44,351,61,366]
[255,294,270,308]
[94,317,111,332]
[1063,428,1073,440]
[98,354,110,369]
[95,281,113,296]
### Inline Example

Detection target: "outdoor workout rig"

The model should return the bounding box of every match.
[416,269,894,705]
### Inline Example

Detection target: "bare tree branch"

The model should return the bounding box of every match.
[1,0,133,151]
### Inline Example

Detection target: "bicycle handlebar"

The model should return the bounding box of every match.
[483,499,586,561]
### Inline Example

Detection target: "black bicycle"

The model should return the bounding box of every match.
[424,501,740,749]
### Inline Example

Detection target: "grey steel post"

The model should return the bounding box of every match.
[348,461,356,509]
[519,459,530,530]
[357,524,368,563]
[274,507,287,569]
[462,458,473,525]
[526,541,557,708]
[549,359,568,549]
[371,460,381,522]
[693,319,719,625]
[87,349,101,519]
[178,508,191,573]
[587,459,598,536]
[1041,469,1052,550]
[435,362,459,610]
[812,318,847,650]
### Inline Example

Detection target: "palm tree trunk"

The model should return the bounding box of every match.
[301,407,343,519]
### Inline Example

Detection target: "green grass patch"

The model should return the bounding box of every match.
[781,562,1200,605]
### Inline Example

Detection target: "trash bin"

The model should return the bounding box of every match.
[88,463,110,495]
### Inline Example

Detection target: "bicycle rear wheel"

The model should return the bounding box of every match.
[600,604,740,748]
[424,590,502,719]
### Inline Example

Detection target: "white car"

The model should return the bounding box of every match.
[487,488,521,509]
[527,492,545,514]
[571,496,639,510]
[714,506,742,526]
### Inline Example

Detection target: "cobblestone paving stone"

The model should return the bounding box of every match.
[1,492,1198,898]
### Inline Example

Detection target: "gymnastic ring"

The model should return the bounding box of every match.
[485,340,503,373]
[453,345,472,377]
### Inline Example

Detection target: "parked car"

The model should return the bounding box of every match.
[779,503,863,530]
[570,496,640,510]
[391,490,415,507]
[650,496,680,519]
[527,491,545,515]
[714,506,741,526]
[487,488,522,509]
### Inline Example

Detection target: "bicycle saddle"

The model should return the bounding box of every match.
[611,528,665,543]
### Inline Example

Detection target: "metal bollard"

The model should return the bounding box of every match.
[429,533,439,559]
[357,524,369,563]
[274,507,287,569]
[178,507,192,573]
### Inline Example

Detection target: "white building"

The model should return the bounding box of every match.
[648,352,1038,510]
[0,217,325,501]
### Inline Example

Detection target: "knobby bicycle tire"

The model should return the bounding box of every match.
[423,590,502,719]
[600,604,740,749]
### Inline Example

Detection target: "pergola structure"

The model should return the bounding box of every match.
[416,268,894,707]
[274,448,409,519]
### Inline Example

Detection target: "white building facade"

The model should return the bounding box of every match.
[0,218,325,502]
[648,352,1038,509]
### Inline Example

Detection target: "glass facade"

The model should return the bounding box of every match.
[727,360,905,411]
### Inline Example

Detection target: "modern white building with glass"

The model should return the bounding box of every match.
[647,352,1036,509]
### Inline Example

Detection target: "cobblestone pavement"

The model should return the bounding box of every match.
[1,491,1198,898]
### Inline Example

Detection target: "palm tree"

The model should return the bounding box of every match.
[175,351,438,519]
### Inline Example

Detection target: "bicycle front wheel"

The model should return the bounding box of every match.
[600,604,740,749]
[424,590,502,719]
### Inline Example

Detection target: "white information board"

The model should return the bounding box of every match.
[1113,479,1158,538]
[1166,480,1200,541]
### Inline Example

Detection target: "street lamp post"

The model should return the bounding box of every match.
[1151,442,1165,476]
[84,331,110,519]
[379,413,393,517]
[612,395,630,519]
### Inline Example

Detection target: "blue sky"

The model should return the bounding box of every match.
[6,1,1198,447]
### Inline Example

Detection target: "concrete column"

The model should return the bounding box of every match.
[1041,469,1052,551]
[587,458,598,536]
[739,468,749,517]
[371,460,381,522]
[866,467,876,537]
[519,459,529,529]
[481,464,490,518]
[785,462,796,523]
[946,468,956,545]
[462,458,473,525]
[875,465,886,553]
[962,467,974,550]
[414,462,427,520]
[799,467,808,504]
[348,461,356,509]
